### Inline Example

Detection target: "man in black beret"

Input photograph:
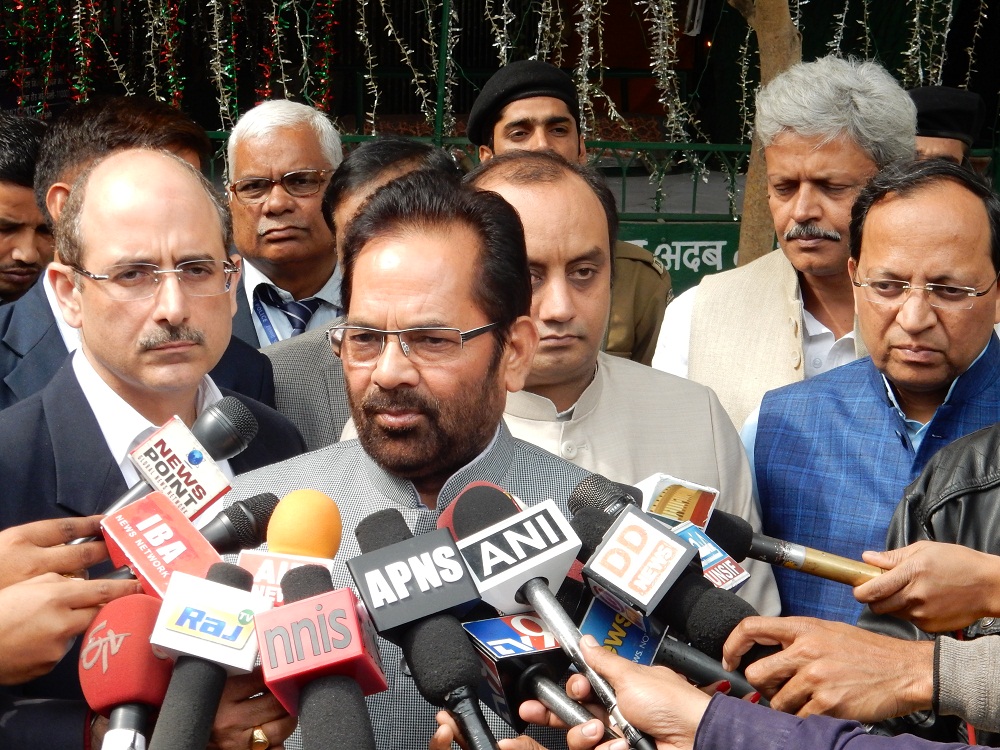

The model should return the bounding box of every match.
[909,85,985,166]
[467,59,672,367]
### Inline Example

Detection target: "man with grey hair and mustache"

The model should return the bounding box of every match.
[227,99,344,347]
[652,56,916,429]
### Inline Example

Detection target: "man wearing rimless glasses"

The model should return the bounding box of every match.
[741,159,1000,628]
[227,100,344,347]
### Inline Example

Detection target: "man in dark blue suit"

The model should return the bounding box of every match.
[0,148,304,750]
[0,96,275,411]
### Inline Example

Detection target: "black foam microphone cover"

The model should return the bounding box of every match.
[355,508,413,552]
[704,510,754,562]
[148,563,253,750]
[200,492,281,554]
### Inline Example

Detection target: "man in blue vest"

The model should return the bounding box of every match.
[745,158,1000,624]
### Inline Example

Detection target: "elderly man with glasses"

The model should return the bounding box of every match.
[227,99,344,347]
[0,148,304,749]
[740,158,1000,627]
[226,170,594,750]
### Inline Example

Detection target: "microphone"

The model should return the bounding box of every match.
[573,505,773,664]
[100,491,280,582]
[463,613,615,740]
[351,508,500,750]
[576,585,762,701]
[238,489,343,604]
[78,594,173,750]
[349,509,480,633]
[73,397,258,545]
[101,491,224,597]
[450,484,655,750]
[705,509,883,587]
[148,562,272,750]
[255,564,383,749]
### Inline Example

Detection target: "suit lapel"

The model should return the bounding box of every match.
[2,283,71,401]
[43,364,128,516]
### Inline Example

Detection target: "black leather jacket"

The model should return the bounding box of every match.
[859,420,1000,746]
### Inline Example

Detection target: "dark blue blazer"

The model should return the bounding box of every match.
[0,280,276,411]
[0,362,306,747]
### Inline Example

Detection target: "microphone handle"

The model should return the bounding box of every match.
[654,636,765,704]
[748,536,882,586]
[525,670,618,741]
[444,684,500,750]
[70,481,153,546]
[103,703,149,750]
[148,656,228,750]
[519,578,656,750]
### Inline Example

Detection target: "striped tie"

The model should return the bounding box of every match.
[257,285,323,336]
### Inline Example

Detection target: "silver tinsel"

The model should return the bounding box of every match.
[207,0,234,128]
[963,0,987,88]
[356,0,381,134]
[485,0,514,65]
[378,0,435,126]
[534,0,566,65]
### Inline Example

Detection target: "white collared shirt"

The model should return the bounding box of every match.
[71,351,235,522]
[241,261,343,347]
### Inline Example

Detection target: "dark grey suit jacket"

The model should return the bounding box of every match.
[262,327,350,451]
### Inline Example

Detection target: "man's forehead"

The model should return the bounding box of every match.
[497,96,577,125]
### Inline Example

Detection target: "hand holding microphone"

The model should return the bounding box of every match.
[856,540,1000,632]
[0,515,113,586]
[0,572,141,684]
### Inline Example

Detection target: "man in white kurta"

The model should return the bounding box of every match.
[467,151,780,616]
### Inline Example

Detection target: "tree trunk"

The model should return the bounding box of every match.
[727,0,802,266]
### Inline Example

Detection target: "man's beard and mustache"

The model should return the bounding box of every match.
[784,223,842,243]
[350,376,503,482]
[138,324,206,351]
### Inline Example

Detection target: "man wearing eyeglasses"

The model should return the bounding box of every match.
[227,100,344,347]
[742,158,1000,627]
[227,170,593,749]
[0,149,303,749]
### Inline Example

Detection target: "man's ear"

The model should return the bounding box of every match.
[48,262,83,329]
[502,316,539,393]
[478,145,495,163]
[46,182,71,224]
[577,137,587,166]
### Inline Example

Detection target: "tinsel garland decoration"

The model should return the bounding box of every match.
[827,1,849,55]
[355,0,381,133]
[737,26,755,144]
[423,0,459,136]
[573,0,600,137]
[70,0,93,100]
[207,0,238,128]
[534,0,566,66]
[903,0,955,86]
[309,0,340,111]
[963,0,987,89]
[290,0,313,101]
[485,0,514,65]
[377,0,434,127]
[161,0,185,108]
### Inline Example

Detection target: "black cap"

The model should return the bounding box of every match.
[467,60,580,147]
[908,86,986,146]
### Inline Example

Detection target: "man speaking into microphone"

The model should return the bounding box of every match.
[227,170,597,749]
[0,149,303,748]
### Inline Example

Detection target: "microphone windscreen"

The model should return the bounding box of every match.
[194,396,258,460]
[401,615,482,706]
[704,511,753,562]
[207,561,254,591]
[568,474,640,516]
[299,675,377,750]
[79,594,173,715]
[449,483,520,539]
[571,506,614,560]
[355,508,413,552]
[281,564,335,603]
[267,490,343,559]
[682,584,758,661]
[204,492,280,553]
